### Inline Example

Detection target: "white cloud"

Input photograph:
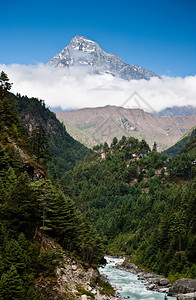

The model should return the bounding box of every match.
[1,63,196,112]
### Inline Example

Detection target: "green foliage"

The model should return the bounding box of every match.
[76,284,95,298]
[1,73,195,298]
[97,277,115,296]
[27,286,44,300]
[30,123,51,164]
[0,266,25,300]
[164,126,196,157]
[0,74,104,299]
[0,71,12,93]
[167,153,195,179]
[16,93,88,175]
[0,72,28,151]
[61,136,196,279]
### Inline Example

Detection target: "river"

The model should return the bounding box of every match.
[99,257,176,300]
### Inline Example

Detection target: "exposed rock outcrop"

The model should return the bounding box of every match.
[177,293,196,300]
[35,235,117,299]
[56,256,118,299]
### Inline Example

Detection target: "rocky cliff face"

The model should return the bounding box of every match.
[48,36,159,81]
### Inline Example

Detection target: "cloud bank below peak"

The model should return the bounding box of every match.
[1,63,196,112]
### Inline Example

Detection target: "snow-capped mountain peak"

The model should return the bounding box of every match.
[48,36,159,80]
[68,35,99,52]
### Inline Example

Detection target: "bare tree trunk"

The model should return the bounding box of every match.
[41,207,45,246]
[33,226,38,239]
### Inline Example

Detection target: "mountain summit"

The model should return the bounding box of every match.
[48,36,159,80]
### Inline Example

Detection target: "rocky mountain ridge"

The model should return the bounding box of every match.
[48,36,159,80]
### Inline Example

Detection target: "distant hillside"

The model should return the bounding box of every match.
[182,128,196,155]
[15,94,88,175]
[56,105,196,151]
[164,125,196,157]
[157,105,196,116]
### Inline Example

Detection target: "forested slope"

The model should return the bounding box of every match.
[61,137,196,281]
[164,126,196,157]
[14,93,88,175]
[0,72,104,299]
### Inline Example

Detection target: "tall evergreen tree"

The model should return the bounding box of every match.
[4,239,28,273]
[51,190,80,249]
[0,265,25,300]
[0,71,12,95]
[30,123,50,164]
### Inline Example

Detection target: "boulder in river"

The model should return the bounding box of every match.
[169,279,196,296]
[159,278,170,286]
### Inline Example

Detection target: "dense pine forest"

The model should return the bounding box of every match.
[0,71,196,298]
[61,137,196,282]
[0,72,104,299]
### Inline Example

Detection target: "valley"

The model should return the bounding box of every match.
[1,9,196,298]
[1,71,196,299]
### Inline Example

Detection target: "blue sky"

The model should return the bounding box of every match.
[0,0,196,77]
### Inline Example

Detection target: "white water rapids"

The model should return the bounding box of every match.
[99,257,176,300]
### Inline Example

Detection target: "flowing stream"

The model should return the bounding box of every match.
[99,257,176,300]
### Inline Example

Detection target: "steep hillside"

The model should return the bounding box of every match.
[56,105,196,151]
[182,129,196,155]
[164,126,196,157]
[0,72,108,299]
[15,93,88,175]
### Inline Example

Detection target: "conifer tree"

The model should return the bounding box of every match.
[4,172,39,235]
[30,123,50,164]
[50,190,80,250]
[152,141,157,151]
[0,265,26,300]
[0,71,12,94]
[0,146,9,177]
[4,239,29,272]
[27,286,43,300]
[111,137,118,147]
[35,179,54,243]
[0,72,18,133]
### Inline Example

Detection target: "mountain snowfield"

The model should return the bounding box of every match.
[47,35,159,80]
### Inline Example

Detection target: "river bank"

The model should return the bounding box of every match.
[99,257,176,300]
[115,259,171,294]
[105,257,196,300]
